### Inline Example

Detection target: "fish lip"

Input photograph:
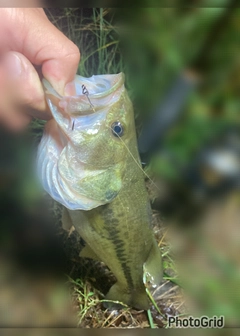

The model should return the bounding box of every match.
[42,72,125,99]
[81,72,125,99]
[42,73,125,116]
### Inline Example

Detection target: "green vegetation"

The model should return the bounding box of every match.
[43,6,240,327]
[0,6,239,328]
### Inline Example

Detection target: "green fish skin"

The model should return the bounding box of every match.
[64,143,162,310]
[38,73,162,310]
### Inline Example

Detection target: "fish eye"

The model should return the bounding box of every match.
[111,121,124,137]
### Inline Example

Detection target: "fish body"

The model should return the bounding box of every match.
[37,73,162,309]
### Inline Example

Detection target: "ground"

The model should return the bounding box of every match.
[0,192,185,328]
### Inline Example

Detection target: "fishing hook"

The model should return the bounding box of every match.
[82,84,95,112]
[72,84,95,131]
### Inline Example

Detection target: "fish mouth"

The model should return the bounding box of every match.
[42,73,125,116]
[74,73,125,98]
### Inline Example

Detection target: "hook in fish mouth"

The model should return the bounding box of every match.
[42,73,124,100]
[42,73,125,117]
[81,84,96,112]
[71,84,96,131]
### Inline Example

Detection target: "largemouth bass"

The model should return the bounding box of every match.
[37,73,162,310]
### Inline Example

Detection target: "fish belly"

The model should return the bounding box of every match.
[64,185,162,310]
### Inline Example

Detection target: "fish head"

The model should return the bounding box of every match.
[38,73,137,210]
[43,73,135,168]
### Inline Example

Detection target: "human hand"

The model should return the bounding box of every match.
[0,8,80,130]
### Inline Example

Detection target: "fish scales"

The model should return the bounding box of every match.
[37,73,162,309]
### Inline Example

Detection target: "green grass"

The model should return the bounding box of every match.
[31,7,240,328]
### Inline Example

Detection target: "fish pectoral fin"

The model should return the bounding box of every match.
[80,244,100,261]
[104,283,150,310]
[143,241,163,287]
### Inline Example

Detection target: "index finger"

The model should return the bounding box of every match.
[1,8,80,95]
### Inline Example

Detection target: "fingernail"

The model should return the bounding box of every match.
[64,81,76,96]
[5,53,22,77]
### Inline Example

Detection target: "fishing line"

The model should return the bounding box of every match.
[109,125,161,193]
[71,83,159,192]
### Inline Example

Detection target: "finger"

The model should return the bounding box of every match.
[0,8,80,95]
[1,51,52,120]
[0,93,32,131]
[0,66,28,130]
[0,109,32,131]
